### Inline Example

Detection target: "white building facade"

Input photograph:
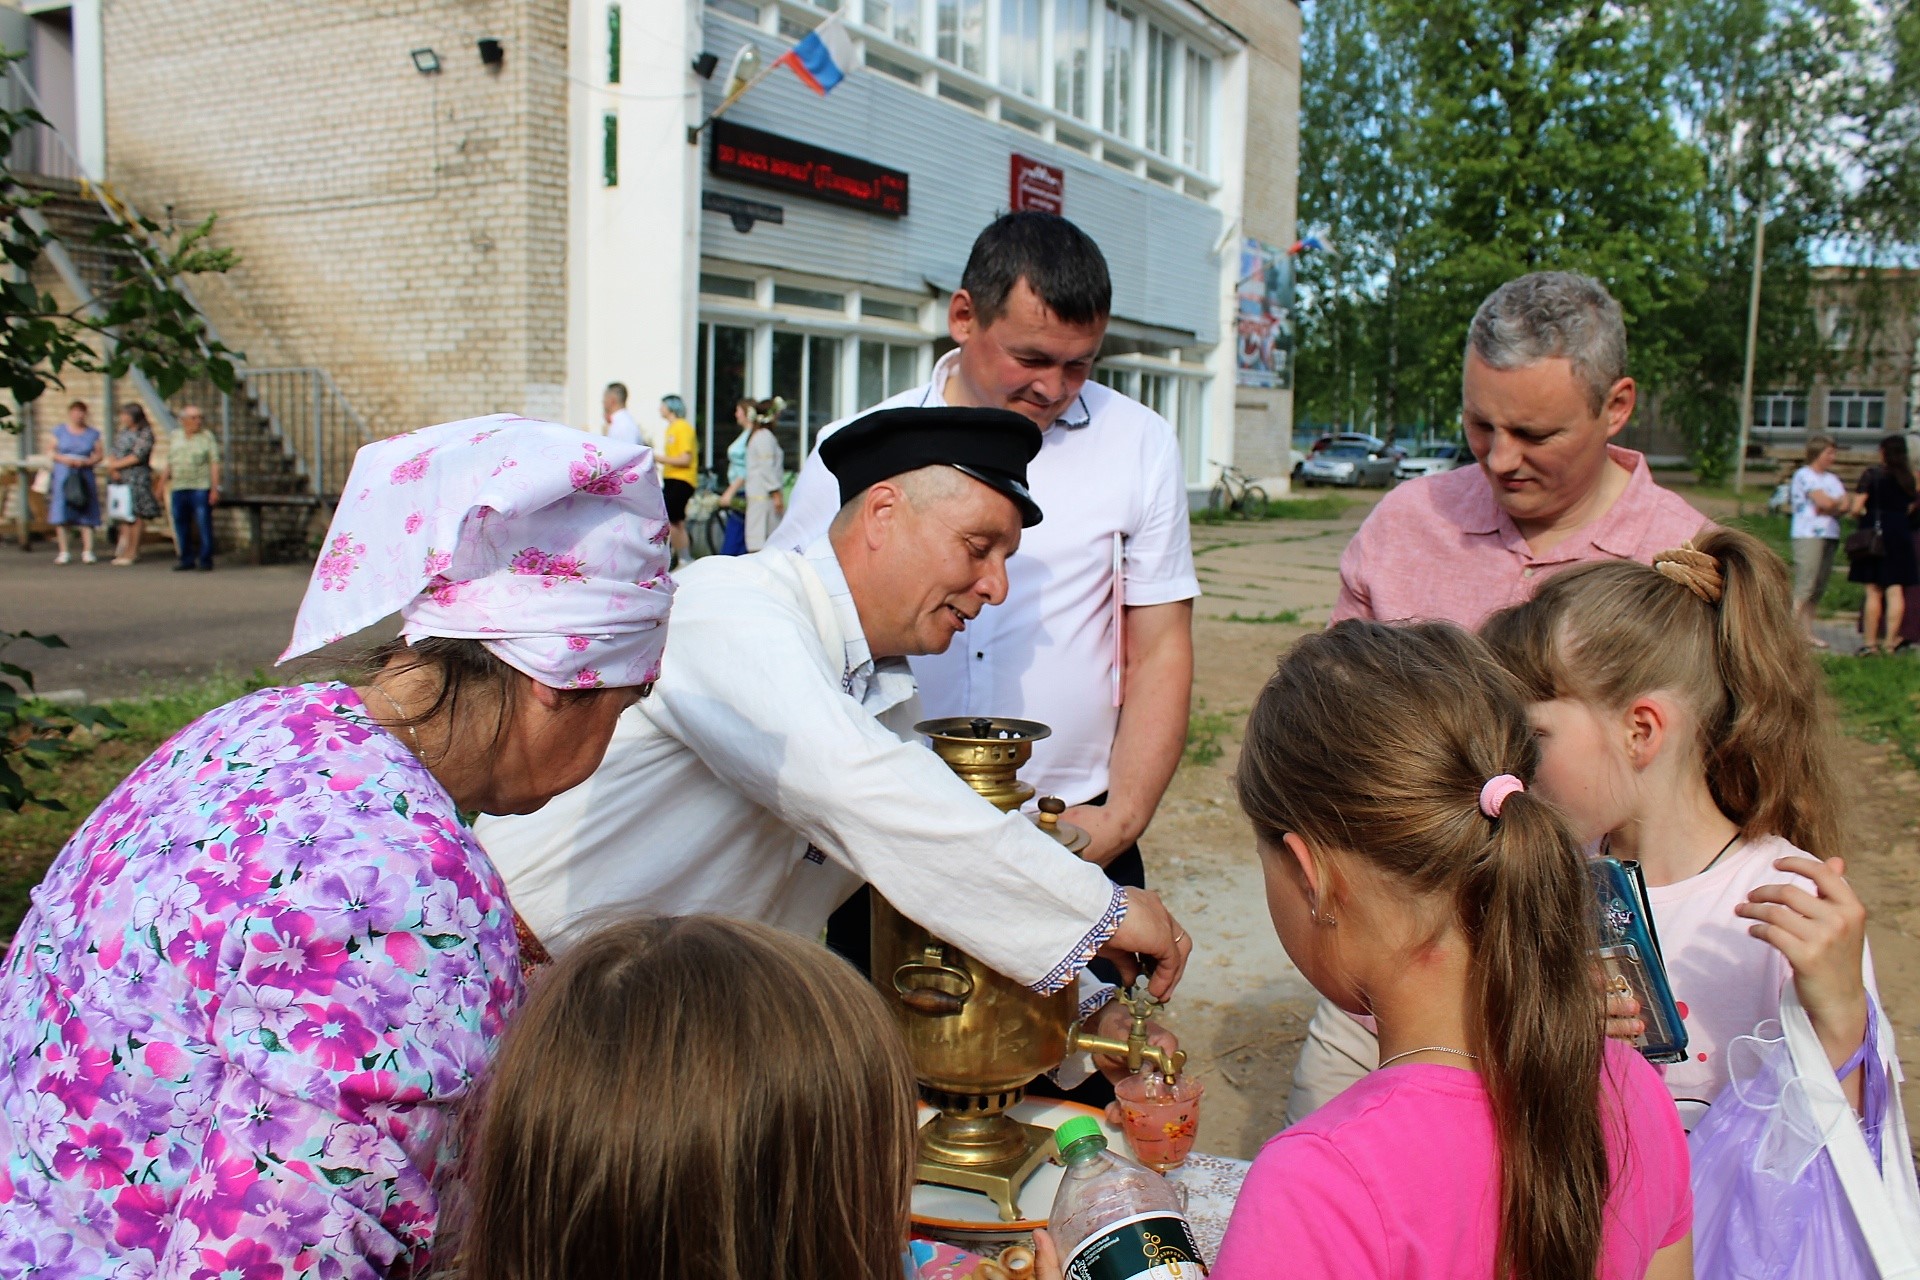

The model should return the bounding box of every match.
[571,0,1258,495]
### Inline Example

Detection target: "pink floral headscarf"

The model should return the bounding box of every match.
[280,414,674,689]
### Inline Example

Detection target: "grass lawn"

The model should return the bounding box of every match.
[1192,494,1354,525]
[0,672,270,941]
[1819,653,1920,770]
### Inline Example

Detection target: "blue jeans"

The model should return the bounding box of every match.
[170,488,214,567]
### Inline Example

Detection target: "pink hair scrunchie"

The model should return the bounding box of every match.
[1479,774,1526,819]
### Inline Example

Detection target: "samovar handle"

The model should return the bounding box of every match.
[892,944,975,1017]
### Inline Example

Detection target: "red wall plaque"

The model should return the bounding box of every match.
[1009,153,1065,214]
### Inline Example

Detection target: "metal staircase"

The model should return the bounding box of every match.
[8,68,373,561]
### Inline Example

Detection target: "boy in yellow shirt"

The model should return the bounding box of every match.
[656,395,697,565]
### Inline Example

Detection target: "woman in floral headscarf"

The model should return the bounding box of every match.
[0,415,673,1279]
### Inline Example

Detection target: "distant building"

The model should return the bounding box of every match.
[1618,265,1920,469]
[5,0,1301,555]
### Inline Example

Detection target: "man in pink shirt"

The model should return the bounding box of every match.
[1295,271,1708,1122]
[1333,271,1706,631]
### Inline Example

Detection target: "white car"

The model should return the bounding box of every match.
[1393,443,1471,482]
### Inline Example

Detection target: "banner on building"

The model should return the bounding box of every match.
[1236,237,1293,389]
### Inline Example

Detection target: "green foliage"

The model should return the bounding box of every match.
[1191,494,1354,525]
[0,629,122,812]
[1223,610,1304,625]
[0,47,238,433]
[1295,1,1913,473]
[1183,703,1241,768]
[1818,652,1920,769]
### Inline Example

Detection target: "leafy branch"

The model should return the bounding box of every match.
[0,630,121,812]
[0,46,239,434]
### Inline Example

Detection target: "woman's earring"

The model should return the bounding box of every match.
[1310,902,1337,928]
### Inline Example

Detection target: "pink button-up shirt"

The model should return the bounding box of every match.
[1333,446,1709,629]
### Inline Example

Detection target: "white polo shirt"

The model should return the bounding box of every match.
[771,350,1199,808]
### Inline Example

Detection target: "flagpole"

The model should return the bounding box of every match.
[687,14,847,146]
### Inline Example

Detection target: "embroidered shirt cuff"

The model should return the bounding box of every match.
[1079,980,1117,1022]
[1030,881,1128,997]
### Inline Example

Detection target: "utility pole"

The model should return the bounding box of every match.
[1734,205,1766,495]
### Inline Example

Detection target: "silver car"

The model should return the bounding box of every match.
[1300,442,1396,488]
[1393,443,1471,482]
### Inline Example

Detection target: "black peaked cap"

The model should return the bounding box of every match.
[819,406,1045,527]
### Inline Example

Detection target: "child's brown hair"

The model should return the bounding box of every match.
[1235,621,1610,1280]
[1482,525,1841,857]
[462,914,918,1280]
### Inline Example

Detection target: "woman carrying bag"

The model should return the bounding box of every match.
[1847,434,1918,654]
[105,403,162,565]
[48,398,103,564]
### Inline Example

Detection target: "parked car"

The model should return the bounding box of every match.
[1300,442,1397,488]
[1393,442,1471,482]
[1309,431,1391,457]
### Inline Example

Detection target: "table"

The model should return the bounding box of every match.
[910,1097,1249,1267]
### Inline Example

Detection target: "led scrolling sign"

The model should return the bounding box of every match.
[710,120,909,217]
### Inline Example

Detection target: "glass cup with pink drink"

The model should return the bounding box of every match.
[1112,1071,1204,1172]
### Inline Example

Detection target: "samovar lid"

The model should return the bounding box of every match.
[916,716,1053,744]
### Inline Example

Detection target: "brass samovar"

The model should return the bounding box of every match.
[874,716,1184,1221]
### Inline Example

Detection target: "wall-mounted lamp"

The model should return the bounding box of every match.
[477,37,504,68]
[410,47,441,74]
[691,52,719,79]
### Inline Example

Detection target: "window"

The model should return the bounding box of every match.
[1145,25,1175,156]
[700,273,756,299]
[773,283,846,312]
[864,0,920,47]
[937,0,985,74]
[772,332,843,459]
[1099,360,1210,484]
[1828,390,1886,435]
[1103,3,1135,138]
[695,323,753,469]
[1000,0,1043,98]
[707,0,761,21]
[861,297,920,323]
[601,111,618,186]
[1054,0,1092,119]
[1177,377,1207,483]
[1752,391,1808,435]
[1182,48,1211,172]
[858,341,921,408]
[607,3,622,82]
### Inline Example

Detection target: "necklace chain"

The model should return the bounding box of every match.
[366,683,421,754]
[1377,1045,1479,1070]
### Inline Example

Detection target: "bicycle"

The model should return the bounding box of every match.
[688,469,733,558]
[1207,461,1269,518]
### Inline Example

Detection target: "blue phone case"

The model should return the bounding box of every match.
[1590,857,1689,1065]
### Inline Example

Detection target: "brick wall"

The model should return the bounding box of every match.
[98,0,571,439]
[1208,0,1300,484]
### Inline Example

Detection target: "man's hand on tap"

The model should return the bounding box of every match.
[1081,996,1180,1085]
[1099,887,1192,999]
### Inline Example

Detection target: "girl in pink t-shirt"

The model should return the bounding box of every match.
[1482,528,1877,1129]
[1212,622,1691,1280]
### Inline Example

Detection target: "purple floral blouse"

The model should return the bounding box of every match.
[0,683,522,1279]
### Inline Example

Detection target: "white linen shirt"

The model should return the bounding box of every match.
[472,537,1126,994]
[1789,465,1847,541]
[771,351,1200,807]
[606,407,642,446]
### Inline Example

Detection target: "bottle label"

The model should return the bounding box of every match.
[1062,1211,1208,1280]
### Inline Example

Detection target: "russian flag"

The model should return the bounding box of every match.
[778,16,857,95]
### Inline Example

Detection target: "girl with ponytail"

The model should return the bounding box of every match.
[1482,526,1879,1129]
[1213,622,1691,1280]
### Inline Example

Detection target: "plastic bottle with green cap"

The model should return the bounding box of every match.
[1047,1115,1206,1278]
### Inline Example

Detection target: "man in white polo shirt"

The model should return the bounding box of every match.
[773,214,1198,1099]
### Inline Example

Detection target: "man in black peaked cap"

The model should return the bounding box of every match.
[477,405,1193,1017]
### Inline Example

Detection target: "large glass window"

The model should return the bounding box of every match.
[695,323,753,471]
[864,0,920,45]
[1000,0,1043,98]
[1752,392,1808,436]
[1145,25,1175,156]
[937,0,986,74]
[772,332,843,460]
[1054,0,1092,119]
[1828,390,1887,435]
[858,341,921,409]
[1102,3,1135,138]
[1182,48,1212,172]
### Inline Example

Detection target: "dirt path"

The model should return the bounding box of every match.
[1152,499,1920,1165]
